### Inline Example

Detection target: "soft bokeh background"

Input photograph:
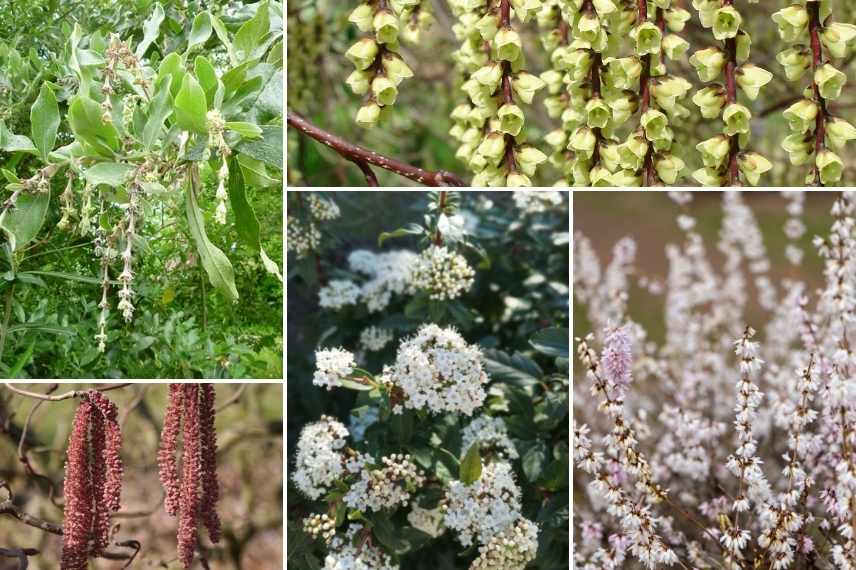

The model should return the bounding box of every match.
[287,1,856,186]
[0,383,283,570]
[573,191,837,345]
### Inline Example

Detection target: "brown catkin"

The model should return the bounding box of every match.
[159,383,221,569]
[60,391,124,570]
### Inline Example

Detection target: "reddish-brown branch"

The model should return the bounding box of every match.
[724,34,740,186]
[287,112,467,186]
[808,0,827,186]
[499,0,517,176]
[4,383,130,401]
[590,49,603,165]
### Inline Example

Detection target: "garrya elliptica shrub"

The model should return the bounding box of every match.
[287,0,856,186]
[287,191,569,569]
[572,191,856,568]
[0,1,283,376]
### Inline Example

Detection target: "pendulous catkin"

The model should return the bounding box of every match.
[157,383,222,569]
[60,390,124,570]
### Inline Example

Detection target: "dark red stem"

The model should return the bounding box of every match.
[722,2,740,187]
[808,0,827,186]
[287,112,467,186]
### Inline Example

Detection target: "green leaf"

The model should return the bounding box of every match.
[237,153,278,187]
[460,443,482,485]
[227,159,260,251]
[225,121,262,139]
[529,327,570,358]
[0,121,37,154]
[185,176,239,301]
[338,378,374,391]
[30,84,59,161]
[234,1,271,62]
[194,56,219,107]
[378,223,424,247]
[236,125,282,169]
[155,52,185,98]
[143,74,172,149]
[187,11,212,52]
[370,512,403,552]
[6,323,75,335]
[210,14,237,65]
[0,191,50,251]
[22,271,103,285]
[174,74,208,134]
[6,340,35,377]
[522,441,548,483]
[68,96,119,157]
[483,349,543,386]
[135,2,164,58]
[83,162,134,187]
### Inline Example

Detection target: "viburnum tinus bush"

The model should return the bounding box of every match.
[287,191,570,569]
[0,1,283,378]
[287,0,856,186]
[572,191,856,568]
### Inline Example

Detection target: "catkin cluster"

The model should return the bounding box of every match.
[61,391,124,570]
[774,1,856,185]
[448,0,548,186]
[346,0,420,127]
[157,383,222,569]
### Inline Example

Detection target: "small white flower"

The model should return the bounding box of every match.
[313,348,356,390]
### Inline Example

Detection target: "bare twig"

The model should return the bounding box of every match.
[287,111,468,187]
[0,547,37,569]
[216,384,247,412]
[3,383,131,401]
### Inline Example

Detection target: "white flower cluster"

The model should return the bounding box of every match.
[443,461,527,548]
[313,348,356,390]
[407,504,445,538]
[470,518,539,570]
[324,524,398,570]
[319,280,362,309]
[348,249,419,312]
[410,245,475,301]
[390,324,488,416]
[512,191,564,215]
[304,513,336,544]
[287,216,321,258]
[460,416,518,461]
[308,194,341,221]
[360,326,394,352]
[292,416,349,500]
[343,453,425,512]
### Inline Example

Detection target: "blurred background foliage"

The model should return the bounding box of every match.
[287,191,570,568]
[0,1,283,378]
[573,191,836,347]
[287,0,856,186]
[0,383,283,569]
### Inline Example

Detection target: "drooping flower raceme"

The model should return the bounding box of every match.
[774,1,856,185]
[447,0,548,186]
[292,416,350,500]
[345,0,418,127]
[390,323,489,415]
[157,384,222,569]
[61,391,124,570]
[616,0,692,186]
[410,245,475,301]
[690,0,773,186]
